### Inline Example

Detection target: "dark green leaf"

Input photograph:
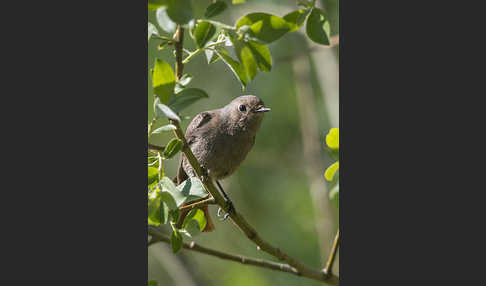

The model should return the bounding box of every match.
[149,0,168,11]
[205,1,228,18]
[247,41,272,72]
[148,22,159,41]
[236,13,292,43]
[166,0,193,25]
[161,191,178,210]
[148,167,159,185]
[283,9,310,32]
[152,59,175,104]
[176,177,209,204]
[163,138,182,159]
[306,8,331,45]
[214,49,248,90]
[169,88,209,112]
[191,21,216,48]
[152,124,177,134]
[156,7,177,33]
[154,100,181,122]
[170,229,183,253]
[148,280,158,286]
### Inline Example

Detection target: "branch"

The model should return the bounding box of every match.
[149,227,305,276]
[179,198,216,211]
[324,230,340,277]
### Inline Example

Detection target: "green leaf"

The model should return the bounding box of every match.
[156,7,177,33]
[214,49,248,90]
[152,59,175,104]
[283,9,309,32]
[163,138,182,159]
[236,13,292,43]
[148,22,159,41]
[148,280,158,286]
[160,177,187,206]
[232,0,246,4]
[171,229,183,253]
[324,161,339,181]
[231,37,258,81]
[247,41,272,72]
[191,21,216,48]
[297,0,314,9]
[306,8,331,45]
[154,100,181,122]
[166,0,193,25]
[161,191,178,210]
[176,177,209,204]
[148,0,168,11]
[151,124,177,134]
[205,1,228,18]
[148,167,160,185]
[169,88,209,112]
[329,182,339,200]
[326,128,339,150]
[148,187,168,226]
[182,209,207,237]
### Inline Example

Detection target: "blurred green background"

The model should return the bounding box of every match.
[148,0,339,285]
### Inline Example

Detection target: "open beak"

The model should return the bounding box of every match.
[254,107,271,113]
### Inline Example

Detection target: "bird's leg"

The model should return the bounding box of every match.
[216,180,234,221]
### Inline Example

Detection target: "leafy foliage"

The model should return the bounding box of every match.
[324,128,339,202]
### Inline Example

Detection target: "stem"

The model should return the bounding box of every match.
[324,230,340,277]
[148,144,165,152]
[182,40,226,64]
[198,19,235,30]
[179,198,216,211]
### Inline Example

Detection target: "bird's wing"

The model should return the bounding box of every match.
[185,111,213,145]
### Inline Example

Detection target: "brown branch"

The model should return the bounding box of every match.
[162,24,339,285]
[179,198,216,211]
[324,230,340,277]
[149,227,303,276]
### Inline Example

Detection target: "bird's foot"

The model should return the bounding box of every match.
[217,200,234,221]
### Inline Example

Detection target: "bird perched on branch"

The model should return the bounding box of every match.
[174,95,270,232]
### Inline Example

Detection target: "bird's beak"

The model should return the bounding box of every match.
[254,107,271,113]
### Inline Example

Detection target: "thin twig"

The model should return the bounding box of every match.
[164,24,339,285]
[324,230,340,277]
[149,227,301,276]
[179,198,216,211]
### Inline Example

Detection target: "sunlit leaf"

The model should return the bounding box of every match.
[247,41,272,72]
[169,88,209,112]
[232,0,246,4]
[236,13,292,43]
[231,37,258,80]
[182,209,207,237]
[148,167,159,185]
[152,59,175,104]
[306,8,331,45]
[326,128,339,150]
[205,1,228,18]
[283,9,309,32]
[148,0,168,11]
[163,138,182,159]
[148,280,158,286]
[324,161,339,181]
[148,187,168,226]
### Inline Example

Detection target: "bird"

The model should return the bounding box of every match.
[174,95,270,232]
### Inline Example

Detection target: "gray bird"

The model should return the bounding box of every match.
[175,95,270,232]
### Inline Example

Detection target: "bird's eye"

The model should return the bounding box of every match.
[239,105,246,112]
